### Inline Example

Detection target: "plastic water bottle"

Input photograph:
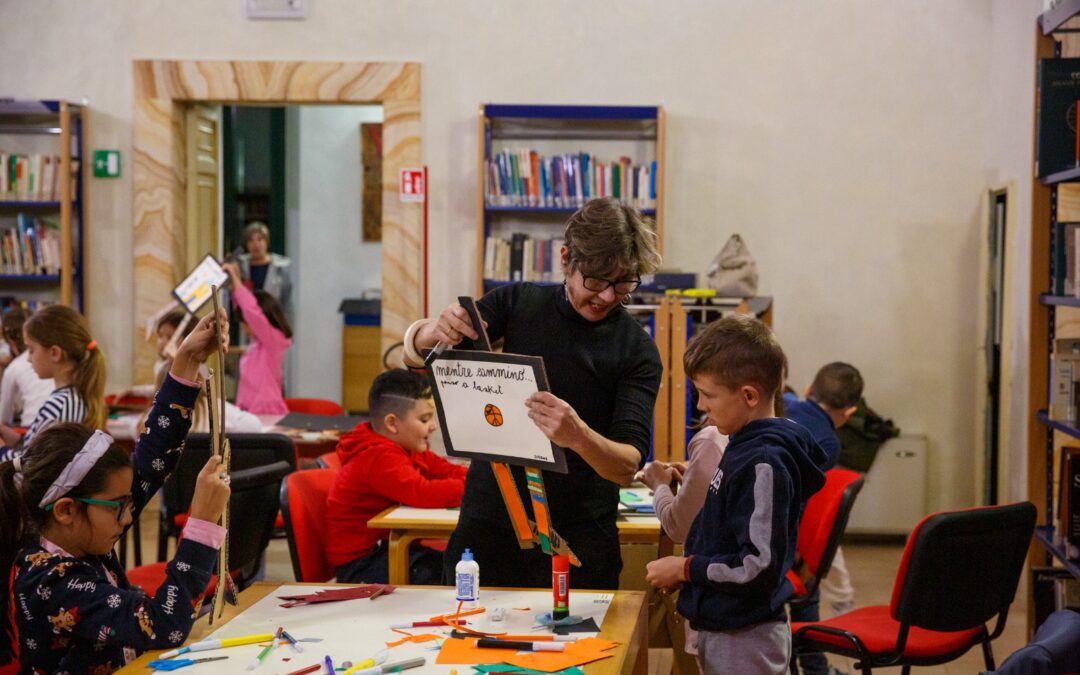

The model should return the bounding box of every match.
[455,548,480,609]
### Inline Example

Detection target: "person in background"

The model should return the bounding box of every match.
[326,369,467,584]
[784,361,864,675]
[236,221,292,318]
[0,306,106,461]
[222,261,292,415]
[0,307,54,427]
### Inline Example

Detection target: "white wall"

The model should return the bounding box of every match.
[0,0,1045,510]
[284,104,383,401]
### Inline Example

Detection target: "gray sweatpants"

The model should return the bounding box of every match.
[696,620,791,675]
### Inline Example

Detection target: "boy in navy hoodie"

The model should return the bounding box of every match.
[646,315,828,674]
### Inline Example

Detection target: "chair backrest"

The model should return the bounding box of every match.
[227,460,292,587]
[798,468,864,584]
[316,452,341,471]
[285,398,345,416]
[890,501,1036,634]
[161,433,297,519]
[280,469,337,582]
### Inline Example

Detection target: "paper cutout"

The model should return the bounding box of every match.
[277,584,394,607]
[474,666,584,675]
[386,633,441,648]
[552,618,601,635]
[435,637,619,671]
[173,254,229,314]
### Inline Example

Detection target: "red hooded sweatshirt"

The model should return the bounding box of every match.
[325,422,467,568]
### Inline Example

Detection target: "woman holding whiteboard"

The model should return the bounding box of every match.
[403,197,662,589]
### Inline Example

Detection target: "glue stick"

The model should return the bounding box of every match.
[552,555,569,620]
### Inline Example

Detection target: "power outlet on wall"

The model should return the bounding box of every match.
[244,0,307,20]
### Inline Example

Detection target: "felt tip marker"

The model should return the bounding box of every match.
[281,629,304,653]
[159,633,276,659]
[389,620,467,629]
[324,655,335,675]
[349,657,426,675]
[475,638,565,652]
[449,630,572,642]
[245,642,274,670]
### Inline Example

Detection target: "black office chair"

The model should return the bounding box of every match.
[156,433,296,561]
[129,459,292,595]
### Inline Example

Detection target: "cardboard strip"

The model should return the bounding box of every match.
[491,462,536,548]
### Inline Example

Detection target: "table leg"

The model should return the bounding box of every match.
[385,532,412,585]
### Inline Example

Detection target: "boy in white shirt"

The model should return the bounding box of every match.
[0,307,54,425]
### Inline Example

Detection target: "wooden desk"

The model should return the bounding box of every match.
[117,582,647,675]
[368,507,662,586]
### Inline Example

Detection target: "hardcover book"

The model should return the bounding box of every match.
[1036,57,1080,178]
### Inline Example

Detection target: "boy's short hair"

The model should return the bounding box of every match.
[684,314,786,401]
[2,307,26,351]
[243,220,271,244]
[809,362,863,410]
[369,368,433,424]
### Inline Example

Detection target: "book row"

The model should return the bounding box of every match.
[1056,223,1080,297]
[0,153,76,202]
[0,214,66,276]
[484,234,566,284]
[485,150,656,209]
[0,297,52,313]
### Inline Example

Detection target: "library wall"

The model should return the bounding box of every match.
[284,104,384,401]
[0,0,1038,510]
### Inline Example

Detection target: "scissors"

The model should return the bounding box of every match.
[148,655,229,670]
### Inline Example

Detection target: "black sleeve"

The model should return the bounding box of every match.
[608,334,662,464]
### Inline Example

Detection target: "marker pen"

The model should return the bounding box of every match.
[475,638,565,652]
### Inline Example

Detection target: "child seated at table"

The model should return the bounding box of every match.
[326,368,466,584]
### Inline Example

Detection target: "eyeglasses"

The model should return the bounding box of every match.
[45,495,135,523]
[581,275,641,295]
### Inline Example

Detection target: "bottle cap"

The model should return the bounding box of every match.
[462,548,474,561]
[553,555,569,572]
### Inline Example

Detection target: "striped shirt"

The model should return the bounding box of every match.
[23,386,88,446]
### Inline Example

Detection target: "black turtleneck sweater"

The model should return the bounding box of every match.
[443,282,662,588]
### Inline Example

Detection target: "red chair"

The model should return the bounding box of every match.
[284,398,344,416]
[788,468,864,601]
[280,468,337,582]
[791,501,1036,675]
[316,452,341,471]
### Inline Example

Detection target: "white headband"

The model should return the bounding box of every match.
[38,430,115,509]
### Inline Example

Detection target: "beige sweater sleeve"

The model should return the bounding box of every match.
[652,426,728,544]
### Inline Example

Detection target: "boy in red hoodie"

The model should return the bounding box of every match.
[326,369,467,583]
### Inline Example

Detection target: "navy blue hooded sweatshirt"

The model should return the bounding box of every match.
[678,417,828,631]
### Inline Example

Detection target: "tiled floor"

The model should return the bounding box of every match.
[127,504,1029,675]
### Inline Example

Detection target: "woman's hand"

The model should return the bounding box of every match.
[646,556,688,591]
[640,461,675,491]
[188,455,231,524]
[170,309,229,382]
[416,302,486,350]
[525,391,586,449]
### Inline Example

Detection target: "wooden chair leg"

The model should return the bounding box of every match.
[157,512,170,561]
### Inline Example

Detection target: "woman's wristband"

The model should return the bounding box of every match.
[402,318,435,368]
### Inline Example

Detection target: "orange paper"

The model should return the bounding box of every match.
[435,637,620,671]
[386,632,441,648]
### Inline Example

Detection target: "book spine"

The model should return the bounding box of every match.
[510,233,527,282]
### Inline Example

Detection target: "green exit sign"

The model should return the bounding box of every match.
[92,150,121,178]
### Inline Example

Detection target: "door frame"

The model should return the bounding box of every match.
[132,60,421,381]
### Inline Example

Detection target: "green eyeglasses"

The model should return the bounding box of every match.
[44,496,135,523]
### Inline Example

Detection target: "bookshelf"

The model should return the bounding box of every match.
[1027,0,1080,632]
[0,100,86,312]
[476,104,664,296]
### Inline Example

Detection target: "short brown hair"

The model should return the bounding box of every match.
[684,314,786,401]
[564,197,661,278]
[2,307,27,352]
[809,362,863,409]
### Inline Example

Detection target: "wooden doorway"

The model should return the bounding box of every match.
[132,60,421,382]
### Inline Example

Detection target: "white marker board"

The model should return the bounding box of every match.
[427,350,567,473]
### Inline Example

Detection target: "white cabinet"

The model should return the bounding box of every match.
[846,435,928,536]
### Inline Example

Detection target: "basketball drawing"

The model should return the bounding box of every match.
[484,403,504,427]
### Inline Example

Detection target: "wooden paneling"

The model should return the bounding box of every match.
[132,60,421,382]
